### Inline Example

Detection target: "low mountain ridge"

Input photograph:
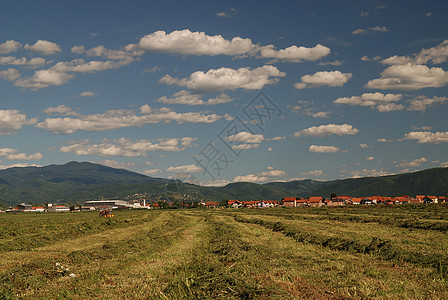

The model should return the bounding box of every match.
[0,162,447,206]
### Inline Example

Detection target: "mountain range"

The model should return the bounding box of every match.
[0,161,447,206]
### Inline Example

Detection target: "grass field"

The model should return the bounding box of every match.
[1,205,448,299]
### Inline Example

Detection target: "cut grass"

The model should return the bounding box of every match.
[1,206,448,299]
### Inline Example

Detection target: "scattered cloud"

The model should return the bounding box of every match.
[36,105,227,134]
[381,40,448,65]
[294,124,359,138]
[411,125,431,130]
[130,29,331,64]
[290,101,331,118]
[359,143,372,148]
[259,44,330,62]
[0,68,20,81]
[71,45,143,60]
[395,157,427,168]
[334,92,404,112]
[377,138,393,143]
[224,131,264,144]
[403,131,448,144]
[142,66,162,74]
[0,56,46,67]
[96,160,137,169]
[0,40,22,54]
[0,110,37,135]
[352,26,388,35]
[0,148,43,160]
[407,95,448,111]
[77,91,96,98]
[0,163,42,170]
[135,29,256,56]
[158,90,233,105]
[59,137,197,157]
[309,145,340,153]
[266,136,286,141]
[318,60,343,66]
[301,169,323,176]
[166,164,202,173]
[160,65,285,92]
[258,169,286,177]
[294,71,352,89]
[141,169,162,176]
[366,64,448,90]
[43,105,78,116]
[216,12,231,18]
[24,40,61,55]
[349,168,392,178]
[14,58,134,90]
[234,174,269,183]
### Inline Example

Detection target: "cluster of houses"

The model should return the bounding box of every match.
[214,195,447,209]
[266,195,445,208]
[2,195,446,213]
[5,203,70,213]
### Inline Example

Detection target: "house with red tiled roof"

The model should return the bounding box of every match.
[308,197,323,207]
[282,197,307,207]
[228,200,242,208]
[415,195,426,203]
[204,201,219,208]
[349,197,362,205]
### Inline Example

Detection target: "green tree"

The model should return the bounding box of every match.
[219,199,229,207]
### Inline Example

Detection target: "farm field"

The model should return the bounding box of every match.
[1,205,448,299]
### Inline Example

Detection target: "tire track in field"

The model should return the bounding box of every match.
[215,214,349,299]
[0,211,168,270]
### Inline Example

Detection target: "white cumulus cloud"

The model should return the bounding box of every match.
[59,137,197,157]
[166,164,202,173]
[381,40,448,65]
[36,105,226,134]
[0,68,20,81]
[309,145,341,153]
[160,65,285,92]
[24,40,61,55]
[158,90,233,105]
[294,124,359,138]
[234,174,269,183]
[294,71,352,89]
[0,148,43,160]
[0,40,22,54]
[0,110,37,135]
[366,64,448,90]
[395,157,427,168]
[136,29,256,56]
[407,95,448,112]
[403,131,448,144]
[259,44,330,62]
[301,169,323,176]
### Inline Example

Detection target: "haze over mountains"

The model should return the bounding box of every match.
[0,162,447,206]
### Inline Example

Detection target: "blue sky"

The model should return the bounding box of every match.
[1,0,448,186]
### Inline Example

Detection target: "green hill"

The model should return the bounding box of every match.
[0,162,447,206]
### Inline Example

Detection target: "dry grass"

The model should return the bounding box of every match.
[1,206,447,299]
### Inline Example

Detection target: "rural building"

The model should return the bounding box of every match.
[48,205,70,212]
[84,200,133,210]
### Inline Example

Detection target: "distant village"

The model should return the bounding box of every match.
[2,194,447,213]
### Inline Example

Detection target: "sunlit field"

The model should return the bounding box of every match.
[1,205,448,299]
